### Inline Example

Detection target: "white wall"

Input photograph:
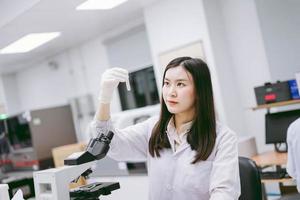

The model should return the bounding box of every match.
[202,0,246,136]
[105,25,153,72]
[143,0,246,135]
[2,73,21,115]
[143,0,284,152]
[255,0,300,81]
[3,20,153,116]
[104,25,154,111]
[7,37,108,113]
[66,38,112,110]
[215,0,272,152]
[144,0,207,77]
[0,77,8,114]
[16,53,72,111]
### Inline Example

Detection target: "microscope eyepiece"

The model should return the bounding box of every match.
[106,131,114,140]
[64,131,114,165]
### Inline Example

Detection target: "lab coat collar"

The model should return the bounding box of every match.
[166,116,193,136]
[165,116,193,155]
[173,142,191,156]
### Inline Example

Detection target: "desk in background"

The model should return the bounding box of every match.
[252,150,287,167]
[252,151,297,199]
[252,151,292,184]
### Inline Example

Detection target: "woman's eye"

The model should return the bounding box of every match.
[163,81,169,86]
[177,82,185,87]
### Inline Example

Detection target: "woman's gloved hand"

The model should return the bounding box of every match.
[98,68,130,104]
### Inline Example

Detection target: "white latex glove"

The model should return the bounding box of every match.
[11,189,24,200]
[98,68,130,104]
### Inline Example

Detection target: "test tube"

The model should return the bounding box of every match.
[126,77,131,91]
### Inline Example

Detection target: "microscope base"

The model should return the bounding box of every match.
[70,182,120,200]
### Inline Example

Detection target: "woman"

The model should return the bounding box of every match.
[89,57,241,200]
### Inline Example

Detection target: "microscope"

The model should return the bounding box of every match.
[33,131,120,200]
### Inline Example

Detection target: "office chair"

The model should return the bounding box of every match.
[239,157,262,200]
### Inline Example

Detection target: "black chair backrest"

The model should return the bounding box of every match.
[239,157,262,200]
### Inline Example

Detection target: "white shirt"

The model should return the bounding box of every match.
[166,117,193,152]
[287,118,300,192]
[89,116,241,200]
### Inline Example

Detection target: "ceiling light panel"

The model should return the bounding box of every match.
[76,0,128,10]
[0,32,61,54]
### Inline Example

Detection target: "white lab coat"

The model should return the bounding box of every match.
[89,116,241,200]
[287,117,300,192]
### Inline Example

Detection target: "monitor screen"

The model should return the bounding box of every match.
[118,66,159,111]
[0,120,10,155]
[0,120,5,135]
[6,114,32,150]
[265,109,300,144]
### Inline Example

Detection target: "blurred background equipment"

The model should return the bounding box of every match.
[1,104,78,171]
[69,94,96,142]
[0,119,10,161]
[254,81,291,105]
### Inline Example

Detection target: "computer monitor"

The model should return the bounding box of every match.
[6,114,32,150]
[0,119,10,156]
[265,109,300,144]
[118,66,159,111]
[0,119,5,135]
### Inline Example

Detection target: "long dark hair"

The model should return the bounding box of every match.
[149,57,216,164]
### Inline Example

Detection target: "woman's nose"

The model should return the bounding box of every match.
[168,86,177,97]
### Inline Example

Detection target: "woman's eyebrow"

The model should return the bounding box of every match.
[176,79,188,82]
[164,78,188,82]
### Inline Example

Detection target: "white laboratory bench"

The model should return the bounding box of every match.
[88,174,149,200]
[2,170,149,200]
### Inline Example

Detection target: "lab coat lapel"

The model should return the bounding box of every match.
[173,142,190,156]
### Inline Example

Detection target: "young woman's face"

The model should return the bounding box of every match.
[162,66,196,116]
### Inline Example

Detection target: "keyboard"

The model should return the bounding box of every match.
[260,171,287,179]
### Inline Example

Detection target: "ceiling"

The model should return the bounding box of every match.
[0,0,159,74]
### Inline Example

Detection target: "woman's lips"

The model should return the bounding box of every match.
[167,100,178,105]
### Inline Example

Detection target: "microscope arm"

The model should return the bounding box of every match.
[33,161,95,200]
[64,131,114,166]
